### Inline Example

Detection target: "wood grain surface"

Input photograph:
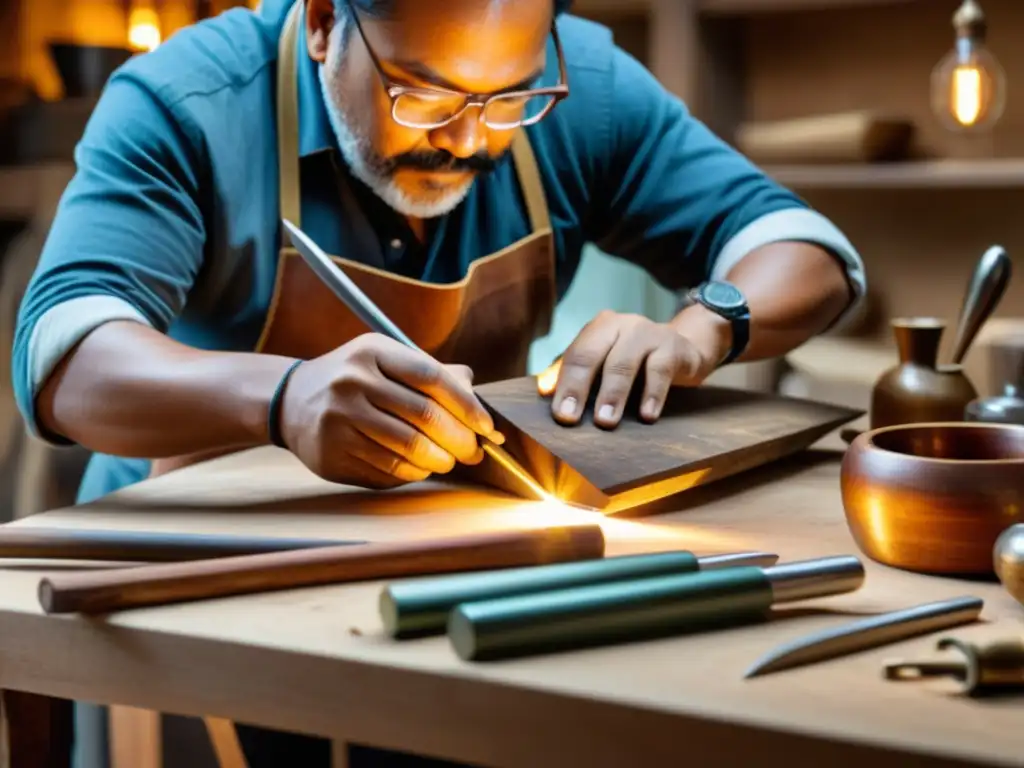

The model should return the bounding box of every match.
[0,438,1019,767]
[471,376,862,511]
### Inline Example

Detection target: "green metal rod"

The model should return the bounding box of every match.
[447,556,864,661]
[380,550,778,639]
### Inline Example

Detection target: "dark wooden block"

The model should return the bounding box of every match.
[468,377,862,513]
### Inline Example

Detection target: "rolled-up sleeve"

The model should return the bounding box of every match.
[587,46,865,322]
[11,73,207,443]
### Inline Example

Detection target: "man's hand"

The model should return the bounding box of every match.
[545,310,724,429]
[279,333,502,489]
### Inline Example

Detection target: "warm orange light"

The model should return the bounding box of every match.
[952,65,983,126]
[536,359,561,396]
[496,498,694,544]
[128,6,162,52]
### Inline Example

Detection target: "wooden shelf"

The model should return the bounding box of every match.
[574,0,918,15]
[786,337,894,386]
[761,160,1024,189]
[699,0,918,14]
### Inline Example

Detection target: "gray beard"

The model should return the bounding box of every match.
[317,22,473,219]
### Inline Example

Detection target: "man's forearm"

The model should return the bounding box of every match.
[671,241,855,366]
[35,321,299,458]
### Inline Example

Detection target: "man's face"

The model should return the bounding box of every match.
[306,0,552,219]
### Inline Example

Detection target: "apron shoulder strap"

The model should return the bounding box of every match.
[277,1,303,237]
[509,130,551,234]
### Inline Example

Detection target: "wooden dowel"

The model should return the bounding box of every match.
[37,525,606,615]
[0,527,366,562]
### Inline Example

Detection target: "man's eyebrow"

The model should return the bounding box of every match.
[391,60,545,94]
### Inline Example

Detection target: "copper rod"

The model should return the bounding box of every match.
[37,525,605,615]
[0,527,365,562]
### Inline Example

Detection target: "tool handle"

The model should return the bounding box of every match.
[449,566,772,661]
[951,245,1012,364]
[37,525,605,615]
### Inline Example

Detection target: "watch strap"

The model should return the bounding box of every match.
[718,311,749,366]
[687,283,750,366]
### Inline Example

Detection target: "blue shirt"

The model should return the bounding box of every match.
[11,0,865,503]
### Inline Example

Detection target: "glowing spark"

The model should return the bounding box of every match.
[536,360,561,397]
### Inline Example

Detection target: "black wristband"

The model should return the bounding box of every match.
[268,360,303,449]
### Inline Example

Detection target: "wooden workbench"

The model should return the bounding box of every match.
[0,434,1021,767]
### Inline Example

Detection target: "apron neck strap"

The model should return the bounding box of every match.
[508,130,550,234]
[275,2,551,240]
[277,0,303,239]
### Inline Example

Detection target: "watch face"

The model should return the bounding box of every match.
[702,281,746,311]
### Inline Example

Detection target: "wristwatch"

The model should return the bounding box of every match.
[686,281,750,366]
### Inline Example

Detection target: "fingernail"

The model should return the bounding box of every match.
[598,404,615,422]
[558,396,578,418]
[490,430,506,445]
[642,398,660,419]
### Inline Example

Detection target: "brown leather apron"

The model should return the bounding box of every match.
[151,1,556,477]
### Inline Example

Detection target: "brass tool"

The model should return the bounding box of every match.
[884,635,1024,696]
[744,596,983,678]
[282,219,548,502]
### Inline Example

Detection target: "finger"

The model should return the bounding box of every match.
[331,424,433,484]
[445,363,475,392]
[375,345,500,440]
[552,317,618,425]
[349,405,460,475]
[593,334,657,429]
[444,367,497,447]
[327,451,410,490]
[365,379,484,466]
[639,343,679,422]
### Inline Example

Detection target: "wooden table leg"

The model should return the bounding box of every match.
[0,690,73,768]
[204,717,249,768]
[331,740,349,768]
[109,706,161,768]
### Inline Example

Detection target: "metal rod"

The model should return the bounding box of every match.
[447,555,864,661]
[381,549,779,639]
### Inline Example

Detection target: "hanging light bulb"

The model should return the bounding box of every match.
[127,0,163,53]
[930,0,1006,132]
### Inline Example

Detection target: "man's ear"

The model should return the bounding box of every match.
[305,0,336,63]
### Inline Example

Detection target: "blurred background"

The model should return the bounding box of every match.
[0,0,1022,765]
[1,0,1023,574]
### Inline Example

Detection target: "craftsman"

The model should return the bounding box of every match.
[11,0,864,763]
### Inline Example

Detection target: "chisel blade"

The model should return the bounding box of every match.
[744,595,984,678]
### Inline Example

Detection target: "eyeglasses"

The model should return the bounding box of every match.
[343,0,570,130]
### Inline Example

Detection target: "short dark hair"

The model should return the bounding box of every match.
[341,0,573,19]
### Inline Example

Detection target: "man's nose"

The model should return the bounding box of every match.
[429,107,488,159]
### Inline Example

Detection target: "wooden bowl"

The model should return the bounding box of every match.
[840,422,1024,575]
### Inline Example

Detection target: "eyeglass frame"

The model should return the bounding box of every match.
[342,0,571,131]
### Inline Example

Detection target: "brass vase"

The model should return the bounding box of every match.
[870,318,977,430]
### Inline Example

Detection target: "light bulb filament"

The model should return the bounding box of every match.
[952,64,982,126]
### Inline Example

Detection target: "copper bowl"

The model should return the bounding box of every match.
[840,422,1024,575]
